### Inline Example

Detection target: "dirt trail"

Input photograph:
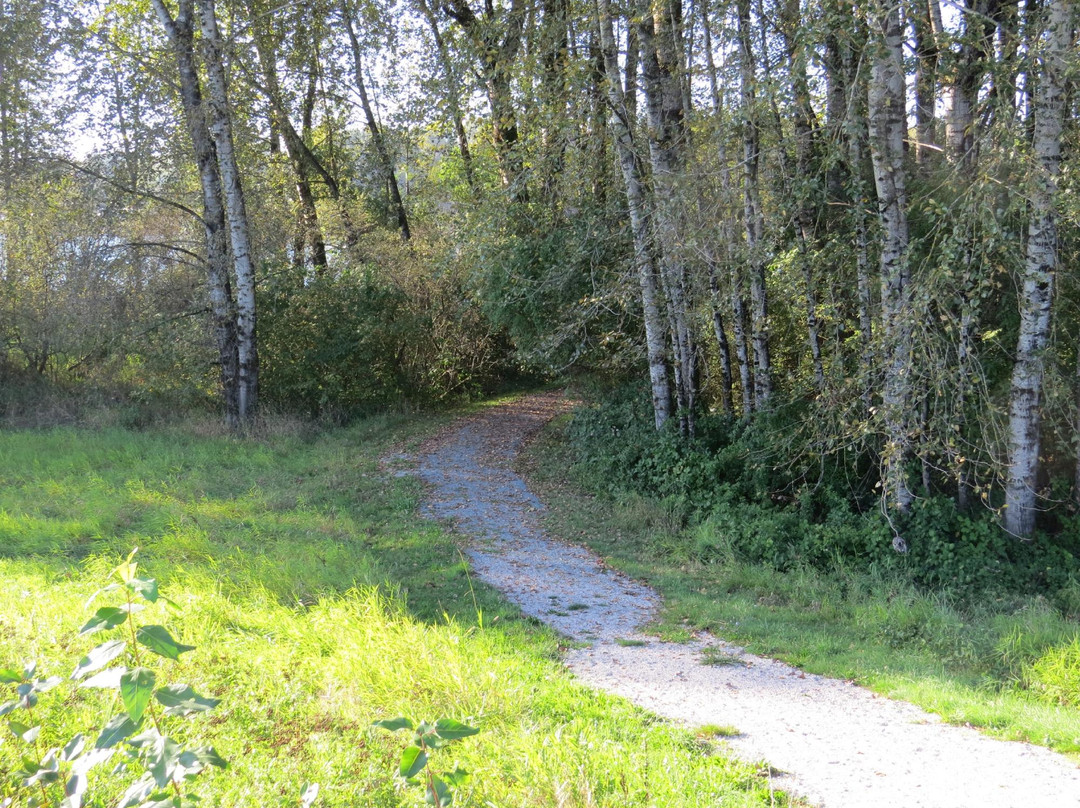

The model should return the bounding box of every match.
[410,392,1080,808]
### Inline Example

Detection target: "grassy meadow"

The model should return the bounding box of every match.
[525,414,1080,758]
[0,410,793,807]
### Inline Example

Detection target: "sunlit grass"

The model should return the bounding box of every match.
[0,411,794,806]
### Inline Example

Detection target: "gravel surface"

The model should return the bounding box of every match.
[409,392,1080,807]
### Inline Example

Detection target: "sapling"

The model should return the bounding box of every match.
[374,717,479,807]
[1,548,226,808]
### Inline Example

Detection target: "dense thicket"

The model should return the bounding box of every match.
[0,0,1077,557]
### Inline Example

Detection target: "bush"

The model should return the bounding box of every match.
[566,388,1080,598]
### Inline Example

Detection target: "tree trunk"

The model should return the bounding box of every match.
[150,0,239,428]
[908,0,941,166]
[1005,0,1074,537]
[444,0,528,199]
[596,0,671,429]
[637,0,696,434]
[737,0,771,407]
[779,0,824,391]
[867,0,914,511]
[196,0,258,422]
[414,0,475,191]
[342,4,411,241]
[251,21,329,272]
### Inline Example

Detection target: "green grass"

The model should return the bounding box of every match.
[0,410,795,807]
[523,415,1080,758]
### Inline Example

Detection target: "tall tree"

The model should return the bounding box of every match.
[151,0,241,426]
[736,0,771,408]
[637,0,698,433]
[1004,0,1076,537]
[342,0,412,241]
[195,0,258,421]
[867,0,914,513]
[443,0,529,198]
[596,0,671,429]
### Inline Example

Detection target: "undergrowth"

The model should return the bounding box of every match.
[0,411,793,806]
[524,394,1080,755]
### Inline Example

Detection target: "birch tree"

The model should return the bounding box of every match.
[1004,0,1076,537]
[596,0,671,429]
[151,0,240,426]
[867,0,914,512]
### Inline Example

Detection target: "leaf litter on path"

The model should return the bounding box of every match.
[409,392,1080,808]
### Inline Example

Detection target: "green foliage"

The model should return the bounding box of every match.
[566,389,1080,598]
[1,549,225,808]
[374,716,478,806]
[258,265,514,418]
[472,208,637,375]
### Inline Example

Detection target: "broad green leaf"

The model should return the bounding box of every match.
[426,774,452,807]
[61,734,86,762]
[300,782,320,808]
[33,676,62,693]
[433,718,479,740]
[95,714,140,749]
[72,639,126,679]
[79,606,128,636]
[113,548,139,584]
[0,701,18,716]
[187,746,227,769]
[116,774,156,808]
[154,684,219,716]
[8,720,39,742]
[63,770,87,808]
[127,728,162,749]
[399,745,427,779]
[373,717,414,732]
[442,768,470,788]
[121,668,156,723]
[136,626,194,661]
[146,734,181,788]
[0,667,22,683]
[23,750,60,786]
[79,667,126,690]
[127,577,159,603]
[22,661,36,679]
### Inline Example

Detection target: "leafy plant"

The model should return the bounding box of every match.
[373,717,479,807]
[1,548,225,808]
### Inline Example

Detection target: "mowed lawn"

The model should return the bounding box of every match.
[0,413,794,807]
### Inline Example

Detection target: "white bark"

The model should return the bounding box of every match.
[737,0,771,407]
[596,0,671,429]
[637,0,696,433]
[867,0,913,511]
[151,0,239,427]
[1004,0,1075,537]
[196,0,258,421]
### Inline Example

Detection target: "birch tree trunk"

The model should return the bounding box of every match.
[867,0,914,512]
[779,0,824,391]
[596,0,671,429]
[737,0,771,407]
[196,0,258,421]
[1004,0,1075,537]
[151,0,239,428]
[637,0,697,434]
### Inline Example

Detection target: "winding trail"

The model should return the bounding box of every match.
[410,392,1080,808]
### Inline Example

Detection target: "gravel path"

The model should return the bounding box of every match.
[409,392,1080,808]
